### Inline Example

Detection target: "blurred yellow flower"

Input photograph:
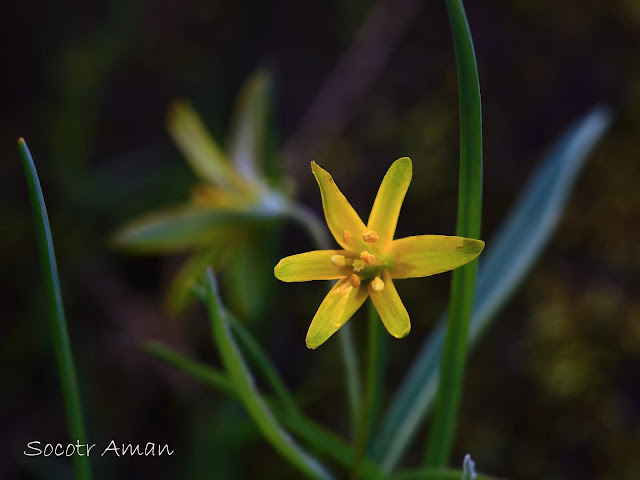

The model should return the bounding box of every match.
[112,73,289,315]
[274,158,485,349]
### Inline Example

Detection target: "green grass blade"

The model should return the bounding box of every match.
[186,283,299,414]
[371,107,611,471]
[425,0,482,468]
[146,341,385,479]
[228,316,299,415]
[143,340,235,397]
[205,269,335,480]
[18,138,92,480]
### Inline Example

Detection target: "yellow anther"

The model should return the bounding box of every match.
[362,231,380,243]
[343,230,352,244]
[371,276,384,292]
[330,255,346,266]
[352,259,366,272]
[360,251,375,265]
[350,274,361,287]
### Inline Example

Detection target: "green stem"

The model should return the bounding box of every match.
[19,138,92,480]
[286,202,363,437]
[351,302,385,478]
[424,0,482,468]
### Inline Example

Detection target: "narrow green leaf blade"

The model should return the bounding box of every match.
[18,138,92,480]
[425,0,483,468]
[144,340,235,396]
[228,315,298,415]
[145,341,385,479]
[205,269,334,480]
[372,107,611,471]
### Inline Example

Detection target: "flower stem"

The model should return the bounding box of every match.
[351,302,386,478]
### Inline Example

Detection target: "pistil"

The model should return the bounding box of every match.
[370,276,384,292]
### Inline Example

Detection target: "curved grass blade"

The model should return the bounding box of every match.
[227,315,298,415]
[371,107,611,471]
[146,341,385,479]
[143,340,235,397]
[18,138,92,480]
[186,282,298,414]
[205,269,335,480]
[425,0,483,468]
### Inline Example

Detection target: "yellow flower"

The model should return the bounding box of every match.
[274,158,485,349]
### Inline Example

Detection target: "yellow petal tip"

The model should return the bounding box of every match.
[395,323,411,339]
[462,238,485,256]
[305,335,320,349]
[394,156,412,167]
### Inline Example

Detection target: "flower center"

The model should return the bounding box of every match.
[333,229,390,289]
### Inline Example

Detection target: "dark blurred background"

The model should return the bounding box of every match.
[2,0,640,479]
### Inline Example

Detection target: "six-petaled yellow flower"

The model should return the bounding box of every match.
[274,158,485,349]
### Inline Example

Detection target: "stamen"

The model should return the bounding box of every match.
[371,276,384,292]
[343,230,352,244]
[362,231,379,243]
[360,251,375,265]
[350,274,361,287]
[330,255,346,266]
[352,259,366,272]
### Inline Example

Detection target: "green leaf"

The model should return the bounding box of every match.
[371,107,611,471]
[110,204,274,253]
[425,0,483,468]
[145,340,385,479]
[167,99,247,191]
[143,340,235,397]
[227,315,298,415]
[278,411,386,480]
[205,269,335,480]
[18,138,92,480]
[228,71,272,183]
